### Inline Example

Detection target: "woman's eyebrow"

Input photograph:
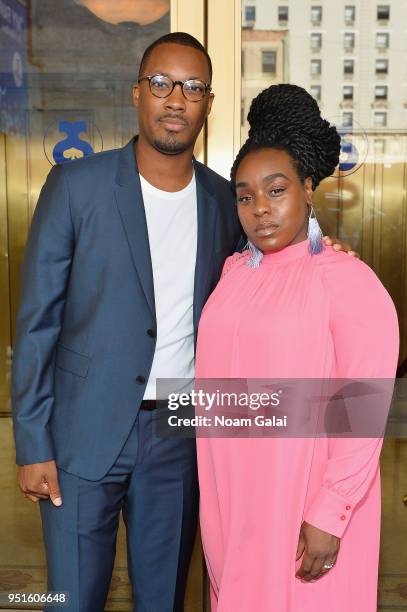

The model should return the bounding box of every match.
[263,172,289,182]
[236,172,289,189]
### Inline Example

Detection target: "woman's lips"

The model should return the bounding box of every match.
[255,223,279,237]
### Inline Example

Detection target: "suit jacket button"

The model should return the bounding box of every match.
[136,375,146,384]
[147,329,156,338]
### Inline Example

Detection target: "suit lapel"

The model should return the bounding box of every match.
[114,138,156,318]
[193,161,218,342]
[114,139,219,333]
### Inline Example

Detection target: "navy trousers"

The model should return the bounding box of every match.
[39,409,199,611]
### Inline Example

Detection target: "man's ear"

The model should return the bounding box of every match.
[206,93,215,119]
[132,84,140,108]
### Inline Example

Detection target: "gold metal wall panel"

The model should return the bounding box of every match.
[5,136,29,350]
[315,154,407,364]
[379,163,406,306]
[0,133,11,414]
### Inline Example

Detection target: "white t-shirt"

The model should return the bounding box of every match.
[139,172,197,399]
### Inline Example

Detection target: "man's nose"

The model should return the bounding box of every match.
[165,83,186,111]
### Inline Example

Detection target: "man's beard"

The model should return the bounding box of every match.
[153,133,190,155]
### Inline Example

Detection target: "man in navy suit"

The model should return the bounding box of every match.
[12,32,241,612]
[12,32,351,612]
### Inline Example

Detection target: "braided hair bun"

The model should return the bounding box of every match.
[232,84,341,190]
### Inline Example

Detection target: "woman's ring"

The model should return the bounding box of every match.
[323,563,334,570]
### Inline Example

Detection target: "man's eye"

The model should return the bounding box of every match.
[152,79,170,89]
[188,85,204,93]
[185,81,205,93]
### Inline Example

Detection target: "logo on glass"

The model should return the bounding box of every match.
[328,117,369,178]
[43,119,103,165]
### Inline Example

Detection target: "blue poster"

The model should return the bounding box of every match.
[0,0,28,136]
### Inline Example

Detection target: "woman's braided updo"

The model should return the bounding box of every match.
[231,84,341,190]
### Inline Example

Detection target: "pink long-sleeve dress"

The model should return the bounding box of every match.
[195,239,399,612]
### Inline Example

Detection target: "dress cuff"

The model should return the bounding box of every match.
[304,486,354,538]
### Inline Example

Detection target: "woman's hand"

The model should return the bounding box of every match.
[295,521,340,582]
[323,236,360,258]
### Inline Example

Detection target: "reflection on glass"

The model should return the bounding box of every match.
[344,5,355,25]
[310,6,322,25]
[0,0,170,402]
[0,1,172,608]
[240,0,407,367]
[73,0,170,26]
[240,3,407,605]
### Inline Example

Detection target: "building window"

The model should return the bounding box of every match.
[245,6,256,23]
[377,5,390,21]
[311,33,322,51]
[262,50,277,74]
[375,85,388,101]
[375,58,388,74]
[310,59,322,76]
[374,111,387,127]
[376,33,389,49]
[344,59,354,75]
[310,85,321,101]
[344,5,356,25]
[343,85,354,101]
[374,139,386,155]
[311,6,322,24]
[343,112,353,127]
[278,6,289,23]
[344,33,355,50]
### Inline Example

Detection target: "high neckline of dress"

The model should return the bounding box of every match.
[261,239,312,264]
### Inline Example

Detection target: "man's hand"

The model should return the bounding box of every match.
[18,460,62,506]
[323,236,359,258]
[295,521,339,582]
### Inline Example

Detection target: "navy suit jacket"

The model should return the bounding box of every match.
[11,137,242,480]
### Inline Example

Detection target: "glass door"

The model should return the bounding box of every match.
[206,3,407,610]
[0,1,206,609]
[207,0,407,364]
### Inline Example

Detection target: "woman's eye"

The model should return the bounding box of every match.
[269,187,285,196]
[237,195,252,204]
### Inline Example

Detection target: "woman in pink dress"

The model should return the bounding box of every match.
[195,84,399,611]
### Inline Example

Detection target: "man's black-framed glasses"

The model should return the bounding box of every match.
[138,74,212,102]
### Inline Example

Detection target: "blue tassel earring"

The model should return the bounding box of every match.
[307,206,324,255]
[246,240,263,268]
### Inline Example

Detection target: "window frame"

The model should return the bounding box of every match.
[344,32,355,50]
[310,32,322,50]
[262,49,277,74]
[376,32,390,49]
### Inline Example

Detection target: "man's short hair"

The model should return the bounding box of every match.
[138,32,213,82]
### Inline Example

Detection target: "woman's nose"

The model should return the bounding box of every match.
[253,196,271,216]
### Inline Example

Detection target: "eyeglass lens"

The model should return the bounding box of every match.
[149,75,207,101]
